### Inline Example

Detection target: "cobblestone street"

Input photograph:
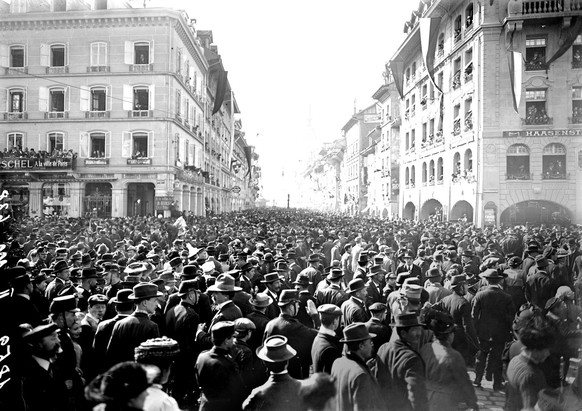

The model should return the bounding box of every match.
[466,370,505,411]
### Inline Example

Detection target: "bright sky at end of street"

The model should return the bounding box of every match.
[153,0,416,204]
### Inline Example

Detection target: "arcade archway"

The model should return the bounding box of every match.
[500,200,571,225]
[420,199,443,221]
[403,202,416,220]
[450,200,474,222]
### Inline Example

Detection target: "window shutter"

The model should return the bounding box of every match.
[106,86,112,111]
[79,132,89,158]
[105,132,111,158]
[40,43,49,66]
[148,84,155,110]
[122,84,132,111]
[148,131,154,159]
[0,45,8,67]
[79,86,90,112]
[122,132,131,158]
[38,86,48,112]
[65,42,69,66]
[39,133,46,151]
[149,40,154,63]
[23,88,27,111]
[90,42,96,66]
[124,41,133,65]
[190,143,194,166]
[65,86,71,112]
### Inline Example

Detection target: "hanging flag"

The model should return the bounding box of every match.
[243,146,253,180]
[508,50,523,113]
[389,59,405,99]
[212,70,228,115]
[546,17,582,66]
[420,17,443,94]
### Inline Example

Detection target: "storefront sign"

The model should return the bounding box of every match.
[85,158,109,165]
[127,158,152,165]
[484,208,495,225]
[155,196,174,210]
[0,157,74,170]
[231,186,241,193]
[503,129,582,137]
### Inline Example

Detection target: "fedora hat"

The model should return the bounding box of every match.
[206,274,242,293]
[425,267,441,279]
[122,274,142,286]
[308,253,320,263]
[261,272,281,284]
[256,335,297,363]
[178,279,199,296]
[479,268,507,280]
[400,284,422,301]
[52,260,69,273]
[111,289,133,304]
[293,273,312,286]
[357,253,369,264]
[390,313,422,327]
[124,262,147,275]
[278,289,299,306]
[327,268,344,281]
[339,322,376,343]
[23,323,60,342]
[49,294,79,314]
[450,274,467,287]
[347,278,366,294]
[249,292,273,307]
[80,267,99,280]
[367,264,386,277]
[128,282,163,300]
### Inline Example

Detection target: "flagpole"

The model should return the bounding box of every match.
[228,90,235,210]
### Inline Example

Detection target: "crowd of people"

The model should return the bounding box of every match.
[0,146,78,160]
[0,208,581,411]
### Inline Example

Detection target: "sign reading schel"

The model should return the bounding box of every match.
[0,157,74,170]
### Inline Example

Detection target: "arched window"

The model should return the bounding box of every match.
[453,152,461,176]
[411,62,417,80]
[437,33,444,56]
[507,144,530,180]
[422,162,427,183]
[464,148,473,172]
[429,159,435,183]
[454,16,462,41]
[405,167,410,186]
[410,165,416,185]
[437,157,443,181]
[465,3,474,28]
[7,132,23,150]
[543,143,566,179]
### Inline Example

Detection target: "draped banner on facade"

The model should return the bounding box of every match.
[212,70,228,115]
[546,17,582,66]
[243,146,253,180]
[506,29,523,114]
[419,17,443,94]
[389,59,405,99]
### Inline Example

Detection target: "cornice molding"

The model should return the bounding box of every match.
[0,15,169,30]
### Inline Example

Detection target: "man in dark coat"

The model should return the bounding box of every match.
[7,267,42,329]
[365,303,392,356]
[365,264,386,307]
[331,322,384,411]
[293,273,319,329]
[243,335,303,411]
[471,269,515,390]
[264,289,318,379]
[311,304,342,373]
[246,293,273,352]
[341,278,370,326]
[106,282,161,367]
[44,260,70,301]
[396,250,423,281]
[195,321,245,411]
[30,270,51,319]
[525,257,561,309]
[165,279,202,407]
[374,313,428,411]
[261,272,283,319]
[316,267,348,307]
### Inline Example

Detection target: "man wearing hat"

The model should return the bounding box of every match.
[437,274,479,366]
[331,322,383,411]
[375,313,428,411]
[261,272,284,319]
[293,272,319,329]
[390,282,424,320]
[503,256,527,310]
[106,282,161,367]
[195,321,245,410]
[31,269,51,318]
[353,251,370,282]
[311,304,342,373]
[365,264,386,307]
[45,260,71,301]
[102,263,123,300]
[264,289,318,379]
[165,279,201,406]
[7,267,43,329]
[522,242,541,275]
[340,242,354,283]
[232,318,265,394]
[525,256,561,310]
[77,267,100,312]
[471,268,515,390]
[21,323,67,411]
[243,335,302,411]
[316,267,348,307]
[298,254,323,295]
[396,249,423,280]
[342,278,370,326]
[93,289,134,371]
[424,267,451,304]
[246,293,273,352]
[196,274,243,348]
[365,303,392,356]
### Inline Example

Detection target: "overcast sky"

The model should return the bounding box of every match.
[155,0,415,204]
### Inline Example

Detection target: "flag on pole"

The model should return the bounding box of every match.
[420,17,443,94]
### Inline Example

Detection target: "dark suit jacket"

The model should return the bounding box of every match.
[365,280,384,307]
[471,285,515,341]
[197,300,243,349]
[396,263,423,280]
[316,283,348,307]
[106,311,160,367]
[438,292,478,352]
[21,356,67,411]
[332,353,384,411]
[45,277,66,302]
[165,301,201,361]
[365,318,392,355]
[9,294,42,329]
[243,372,303,411]
[246,310,271,351]
[311,331,342,373]
[341,297,370,326]
[93,313,129,372]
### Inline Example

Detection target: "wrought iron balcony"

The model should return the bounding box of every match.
[45,111,68,119]
[522,116,552,125]
[46,66,68,74]
[3,112,28,120]
[87,66,110,73]
[86,111,110,119]
[129,110,152,118]
[130,64,153,72]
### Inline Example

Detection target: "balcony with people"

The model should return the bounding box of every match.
[524,105,551,125]
[0,145,77,171]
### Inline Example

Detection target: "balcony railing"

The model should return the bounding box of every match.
[4,67,28,75]
[508,0,573,17]
[129,110,152,118]
[45,111,68,119]
[3,112,28,120]
[525,60,548,71]
[86,111,110,119]
[452,71,461,89]
[542,171,568,180]
[87,66,110,73]
[569,115,582,124]
[46,66,68,74]
[523,116,552,125]
[507,172,532,180]
[130,64,153,72]
[573,60,582,69]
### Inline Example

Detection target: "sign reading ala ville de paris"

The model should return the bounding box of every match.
[503,129,582,137]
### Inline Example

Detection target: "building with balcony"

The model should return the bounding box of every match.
[390,0,582,225]
[0,1,258,218]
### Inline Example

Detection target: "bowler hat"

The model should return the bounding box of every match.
[278,289,299,306]
[261,272,281,284]
[327,268,344,281]
[53,260,69,273]
[178,279,199,296]
[308,254,320,263]
[128,282,163,300]
[50,294,79,313]
[23,323,60,342]
[293,273,312,286]
[480,268,507,279]
[390,313,422,327]
[256,335,297,362]
[367,264,386,277]
[206,274,242,293]
[339,322,376,343]
[249,293,273,307]
[347,278,366,293]
[112,289,133,304]
[80,267,99,280]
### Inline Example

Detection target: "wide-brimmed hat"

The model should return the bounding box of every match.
[339,322,376,343]
[52,260,69,273]
[327,268,344,281]
[178,279,199,296]
[308,254,320,263]
[479,268,507,279]
[206,274,242,293]
[111,289,133,304]
[278,289,299,306]
[256,335,297,362]
[450,274,467,287]
[128,282,163,300]
[367,264,386,277]
[390,313,422,327]
[347,278,366,293]
[249,292,273,307]
[261,272,281,284]
[293,273,312,286]
[425,267,441,279]
[124,262,147,275]
[80,267,100,280]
